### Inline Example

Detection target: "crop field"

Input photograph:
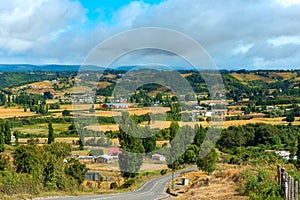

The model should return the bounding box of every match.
[231,73,274,83]
[13,123,70,135]
[269,72,297,80]
[0,106,37,118]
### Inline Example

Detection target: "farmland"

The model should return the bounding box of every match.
[1,69,300,199]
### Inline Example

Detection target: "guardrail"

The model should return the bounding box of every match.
[277,165,298,200]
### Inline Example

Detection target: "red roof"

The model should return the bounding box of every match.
[108,148,122,155]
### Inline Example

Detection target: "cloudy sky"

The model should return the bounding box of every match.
[0,0,300,70]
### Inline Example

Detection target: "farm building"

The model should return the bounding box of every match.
[101,103,130,109]
[94,154,114,163]
[108,148,122,157]
[152,154,166,161]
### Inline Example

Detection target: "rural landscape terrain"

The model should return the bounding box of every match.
[0,65,300,199]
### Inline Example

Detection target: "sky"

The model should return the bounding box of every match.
[0,0,300,70]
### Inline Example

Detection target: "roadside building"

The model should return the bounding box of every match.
[95,154,114,163]
[152,154,166,161]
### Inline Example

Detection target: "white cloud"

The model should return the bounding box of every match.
[0,0,86,55]
[275,0,300,7]
[233,44,254,55]
[0,0,300,69]
[268,36,300,46]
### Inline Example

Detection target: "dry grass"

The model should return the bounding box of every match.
[85,124,119,132]
[174,165,248,200]
[231,73,273,83]
[0,106,37,118]
[269,72,297,80]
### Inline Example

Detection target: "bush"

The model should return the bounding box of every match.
[160,169,168,175]
[238,168,283,199]
[121,179,136,188]
[110,182,118,189]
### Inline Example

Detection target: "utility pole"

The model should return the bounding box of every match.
[172,162,174,190]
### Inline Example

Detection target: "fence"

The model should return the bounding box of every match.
[277,165,298,200]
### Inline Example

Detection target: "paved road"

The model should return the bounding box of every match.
[48,166,197,200]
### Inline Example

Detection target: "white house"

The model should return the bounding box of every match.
[152,154,166,161]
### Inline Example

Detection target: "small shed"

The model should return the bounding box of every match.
[95,154,113,163]
[85,172,101,181]
[181,177,189,186]
[152,154,166,161]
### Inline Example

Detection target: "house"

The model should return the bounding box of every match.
[108,148,122,157]
[275,151,297,160]
[204,111,213,117]
[152,154,166,161]
[94,154,113,163]
[101,103,130,109]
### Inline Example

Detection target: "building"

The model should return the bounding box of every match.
[77,156,95,161]
[152,154,166,161]
[94,154,113,163]
[101,103,130,109]
[275,151,297,160]
[85,172,101,181]
[108,148,122,156]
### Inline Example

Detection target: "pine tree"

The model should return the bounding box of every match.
[4,122,11,145]
[13,131,20,146]
[117,112,145,178]
[193,124,206,147]
[0,127,4,152]
[47,123,54,144]
[296,135,300,168]
[169,121,179,141]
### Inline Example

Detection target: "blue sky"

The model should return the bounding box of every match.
[0,0,300,70]
[80,0,162,21]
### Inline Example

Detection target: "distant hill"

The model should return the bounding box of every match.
[0,64,105,72]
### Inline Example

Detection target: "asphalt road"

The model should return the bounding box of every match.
[48,166,198,200]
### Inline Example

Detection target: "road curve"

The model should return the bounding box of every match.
[47,166,197,200]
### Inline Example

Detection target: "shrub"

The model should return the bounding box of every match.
[110,182,118,189]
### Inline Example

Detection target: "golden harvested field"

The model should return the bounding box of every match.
[85,124,119,132]
[269,72,297,80]
[181,73,193,77]
[231,73,273,83]
[0,107,37,118]
[224,117,300,127]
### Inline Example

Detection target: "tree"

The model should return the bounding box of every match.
[0,153,10,170]
[169,121,179,141]
[4,122,11,145]
[197,148,218,175]
[142,126,156,153]
[62,109,71,116]
[14,144,44,178]
[286,113,295,122]
[117,112,145,178]
[88,149,104,156]
[65,158,88,184]
[183,149,197,164]
[193,125,206,147]
[48,122,55,144]
[44,142,72,158]
[0,130,4,152]
[44,91,53,99]
[13,131,20,146]
[296,135,300,168]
